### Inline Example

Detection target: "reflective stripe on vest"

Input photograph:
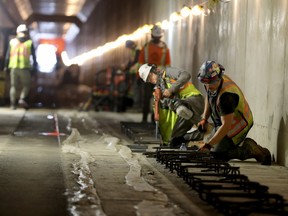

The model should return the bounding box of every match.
[217,75,253,145]
[9,38,32,69]
[144,42,167,66]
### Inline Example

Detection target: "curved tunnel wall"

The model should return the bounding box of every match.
[67,0,288,167]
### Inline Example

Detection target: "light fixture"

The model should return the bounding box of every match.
[180,6,191,18]
[170,12,181,22]
[191,5,204,16]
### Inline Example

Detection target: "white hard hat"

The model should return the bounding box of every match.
[138,64,153,82]
[151,25,163,37]
[16,24,28,33]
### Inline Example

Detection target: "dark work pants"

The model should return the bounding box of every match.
[142,83,154,122]
[211,128,251,161]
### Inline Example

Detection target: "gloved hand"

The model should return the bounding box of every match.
[176,105,193,120]
[197,119,208,132]
[198,143,212,153]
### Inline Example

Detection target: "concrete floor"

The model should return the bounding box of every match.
[0,108,287,216]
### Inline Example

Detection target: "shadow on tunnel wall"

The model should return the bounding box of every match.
[277,116,288,166]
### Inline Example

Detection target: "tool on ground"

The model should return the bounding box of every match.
[154,73,166,139]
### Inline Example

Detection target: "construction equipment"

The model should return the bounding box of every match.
[154,73,166,139]
[154,84,161,139]
[80,67,129,112]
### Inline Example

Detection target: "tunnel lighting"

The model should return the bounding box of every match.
[180,6,191,18]
[36,44,57,73]
[160,20,170,30]
[191,5,204,16]
[61,51,71,66]
[62,1,229,66]
[170,12,182,22]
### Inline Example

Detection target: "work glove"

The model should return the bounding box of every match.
[176,105,193,120]
[197,119,208,132]
[198,143,212,153]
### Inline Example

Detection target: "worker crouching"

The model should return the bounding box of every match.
[138,63,204,147]
[197,60,271,165]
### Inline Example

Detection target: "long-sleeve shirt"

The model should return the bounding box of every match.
[164,66,191,94]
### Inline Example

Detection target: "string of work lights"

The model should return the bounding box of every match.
[62,0,231,66]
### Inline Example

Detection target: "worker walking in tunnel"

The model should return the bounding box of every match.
[123,40,141,109]
[197,60,271,165]
[138,63,204,146]
[4,24,38,110]
[138,25,171,122]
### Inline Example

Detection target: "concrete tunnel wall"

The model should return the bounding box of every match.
[66,0,288,167]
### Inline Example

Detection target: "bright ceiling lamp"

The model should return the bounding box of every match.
[170,12,182,22]
[160,20,169,30]
[191,5,204,16]
[180,6,191,18]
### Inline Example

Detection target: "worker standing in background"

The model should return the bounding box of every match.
[123,40,141,109]
[138,25,171,122]
[138,63,204,146]
[197,60,271,165]
[4,24,38,110]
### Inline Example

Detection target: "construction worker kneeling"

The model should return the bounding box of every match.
[138,64,204,147]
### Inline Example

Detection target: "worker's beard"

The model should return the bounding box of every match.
[151,37,161,44]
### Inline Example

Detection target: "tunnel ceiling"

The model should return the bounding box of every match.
[1,0,101,41]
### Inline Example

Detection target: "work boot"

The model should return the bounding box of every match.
[242,138,271,165]
[18,99,29,110]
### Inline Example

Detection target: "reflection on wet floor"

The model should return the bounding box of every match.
[61,113,188,216]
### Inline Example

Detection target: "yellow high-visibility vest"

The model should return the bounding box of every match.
[8,38,33,69]
[158,72,202,144]
[215,75,253,145]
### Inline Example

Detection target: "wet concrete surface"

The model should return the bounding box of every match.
[0,109,68,216]
[0,108,287,216]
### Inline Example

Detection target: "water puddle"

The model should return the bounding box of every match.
[62,128,105,216]
[60,112,182,216]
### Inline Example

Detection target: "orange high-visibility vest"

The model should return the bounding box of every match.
[139,41,171,67]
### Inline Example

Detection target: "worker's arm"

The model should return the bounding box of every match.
[207,113,233,146]
[200,92,239,150]
[31,42,37,64]
[4,45,11,71]
[137,44,146,65]
[164,48,171,66]
[202,96,212,120]
[197,96,211,132]
[165,66,191,94]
